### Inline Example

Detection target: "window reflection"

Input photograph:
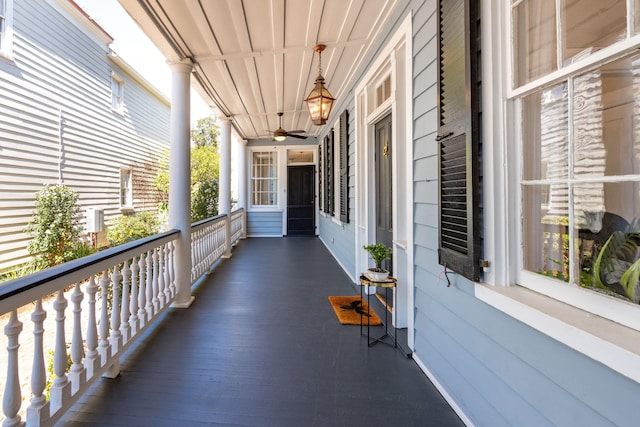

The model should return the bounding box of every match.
[522,54,640,303]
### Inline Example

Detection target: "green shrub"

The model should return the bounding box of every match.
[0,263,37,283]
[25,184,84,269]
[191,180,219,222]
[107,211,160,246]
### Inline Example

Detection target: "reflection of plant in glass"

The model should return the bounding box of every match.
[541,230,569,281]
[592,218,640,303]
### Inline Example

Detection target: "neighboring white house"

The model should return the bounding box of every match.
[0,0,170,272]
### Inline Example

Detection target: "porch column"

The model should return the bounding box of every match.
[237,139,248,238]
[168,59,194,309]
[219,117,232,257]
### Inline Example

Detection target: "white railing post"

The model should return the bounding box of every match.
[98,270,111,366]
[3,310,23,427]
[224,215,232,258]
[152,249,160,314]
[129,256,140,335]
[145,250,154,321]
[157,247,166,308]
[69,283,86,394]
[120,261,131,343]
[27,299,49,426]
[163,244,172,302]
[84,276,100,379]
[138,254,148,328]
[50,290,71,413]
[104,266,122,379]
[169,242,176,298]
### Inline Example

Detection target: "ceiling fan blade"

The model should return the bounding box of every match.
[288,134,308,139]
[287,130,306,134]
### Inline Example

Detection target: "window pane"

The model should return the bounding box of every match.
[573,56,640,180]
[576,181,640,302]
[251,152,277,206]
[523,184,570,281]
[522,83,569,181]
[513,0,557,87]
[561,0,626,64]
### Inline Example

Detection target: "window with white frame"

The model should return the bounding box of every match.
[251,151,277,206]
[120,167,132,208]
[111,73,124,112]
[0,0,12,55]
[513,0,640,329]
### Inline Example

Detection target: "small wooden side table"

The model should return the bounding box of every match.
[359,274,397,348]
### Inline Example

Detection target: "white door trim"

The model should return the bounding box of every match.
[354,12,413,347]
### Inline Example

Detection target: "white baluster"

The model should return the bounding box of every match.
[110,265,122,353]
[145,250,153,321]
[120,261,131,343]
[169,242,176,298]
[137,253,147,327]
[129,256,140,335]
[27,299,49,425]
[50,290,71,413]
[157,246,166,308]
[163,244,172,302]
[152,248,160,314]
[3,310,23,427]
[104,265,122,379]
[69,282,86,394]
[84,276,100,379]
[98,270,111,364]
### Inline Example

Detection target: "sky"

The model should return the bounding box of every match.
[73,0,212,122]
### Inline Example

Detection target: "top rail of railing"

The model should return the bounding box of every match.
[0,208,246,315]
[190,213,228,231]
[0,229,180,315]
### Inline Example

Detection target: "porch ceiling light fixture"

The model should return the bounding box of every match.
[304,44,335,126]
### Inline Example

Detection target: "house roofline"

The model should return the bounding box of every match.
[67,0,114,42]
[52,0,113,47]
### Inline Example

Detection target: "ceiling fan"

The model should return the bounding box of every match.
[270,112,307,141]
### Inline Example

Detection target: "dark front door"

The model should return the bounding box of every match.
[375,114,393,306]
[287,165,316,236]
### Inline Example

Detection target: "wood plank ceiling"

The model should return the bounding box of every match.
[118,0,398,141]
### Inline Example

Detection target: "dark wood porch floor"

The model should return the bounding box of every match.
[59,237,464,426]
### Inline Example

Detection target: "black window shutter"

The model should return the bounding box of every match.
[437,0,482,282]
[324,131,334,215]
[339,110,349,223]
[318,142,323,212]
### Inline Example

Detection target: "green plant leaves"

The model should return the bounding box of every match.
[593,217,640,303]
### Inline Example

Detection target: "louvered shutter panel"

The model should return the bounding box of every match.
[318,142,323,212]
[324,132,334,215]
[437,0,482,282]
[339,110,349,223]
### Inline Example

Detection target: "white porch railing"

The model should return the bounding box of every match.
[0,209,244,426]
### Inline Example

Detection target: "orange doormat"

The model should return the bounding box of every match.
[328,296,381,325]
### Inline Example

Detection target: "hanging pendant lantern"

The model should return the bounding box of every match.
[304,44,335,125]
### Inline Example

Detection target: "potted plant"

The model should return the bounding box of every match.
[363,243,392,280]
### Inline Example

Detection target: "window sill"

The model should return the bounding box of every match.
[120,206,135,214]
[475,283,640,383]
[0,51,14,63]
[248,207,282,212]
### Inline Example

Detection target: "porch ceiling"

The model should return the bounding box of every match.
[118,0,398,141]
